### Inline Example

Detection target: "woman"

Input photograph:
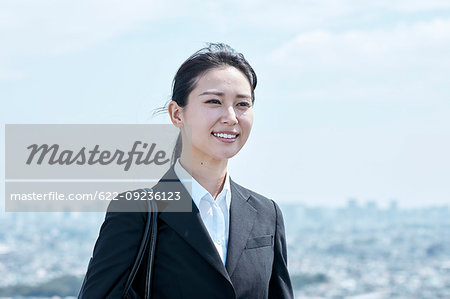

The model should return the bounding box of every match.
[79,43,293,298]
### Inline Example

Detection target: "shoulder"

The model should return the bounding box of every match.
[230,179,280,218]
[105,188,150,215]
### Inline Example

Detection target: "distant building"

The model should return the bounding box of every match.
[365,200,378,211]
[389,199,399,211]
[347,198,359,210]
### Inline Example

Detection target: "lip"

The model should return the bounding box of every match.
[211,131,239,143]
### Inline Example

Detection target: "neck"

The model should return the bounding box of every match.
[179,153,228,200]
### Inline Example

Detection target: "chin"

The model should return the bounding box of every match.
[214,151,240,160]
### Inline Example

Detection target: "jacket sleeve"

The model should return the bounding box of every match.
[78,201,146,299]
[268,200,294,299]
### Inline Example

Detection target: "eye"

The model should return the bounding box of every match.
[237,101,251,107]
[206,99,221,104]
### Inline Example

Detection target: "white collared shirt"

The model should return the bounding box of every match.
[174,159,231,265]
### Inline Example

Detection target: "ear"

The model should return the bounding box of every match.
[168,101,184,128]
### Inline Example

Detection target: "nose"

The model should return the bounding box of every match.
[221,105,238,125]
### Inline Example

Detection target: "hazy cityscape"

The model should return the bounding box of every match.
[283,201,450,298]
[0,200,449,298]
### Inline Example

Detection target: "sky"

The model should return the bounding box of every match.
[1,0,449,208]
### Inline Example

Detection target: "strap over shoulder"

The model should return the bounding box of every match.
[122,188,158,299]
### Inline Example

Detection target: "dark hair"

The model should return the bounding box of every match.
[156,43,257,165]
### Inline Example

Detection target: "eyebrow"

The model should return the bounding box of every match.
[198,91,252,99]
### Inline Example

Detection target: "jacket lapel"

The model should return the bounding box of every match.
[225,179,257,277]
[155,166,232,284]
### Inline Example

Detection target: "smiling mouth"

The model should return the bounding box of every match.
[211,132,239,139]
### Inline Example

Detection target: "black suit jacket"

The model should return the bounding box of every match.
[79,166,293,298]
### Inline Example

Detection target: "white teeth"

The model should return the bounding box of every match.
[213,132,237,139]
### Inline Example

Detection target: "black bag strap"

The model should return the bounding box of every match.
[145,192,158,298]
[122,188,158,299]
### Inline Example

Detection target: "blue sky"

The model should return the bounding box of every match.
[1,0,449,207]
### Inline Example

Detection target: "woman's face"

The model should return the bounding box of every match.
[179,66,254,163]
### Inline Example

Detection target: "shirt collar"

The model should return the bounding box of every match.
[174,159,231,209]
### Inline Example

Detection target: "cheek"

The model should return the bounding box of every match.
[240,114,254,133]
[185,110,210,129]
[188,117,214,140]
[191,117,213,131]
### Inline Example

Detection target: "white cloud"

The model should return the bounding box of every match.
[267,18,450,103]
[2,0,449,59]
[270,18,450,69]
[0,0,163,57]
[215,0,450,32]
[379,0,450,13]
[1,0,450,80]
[0,0,231,79]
